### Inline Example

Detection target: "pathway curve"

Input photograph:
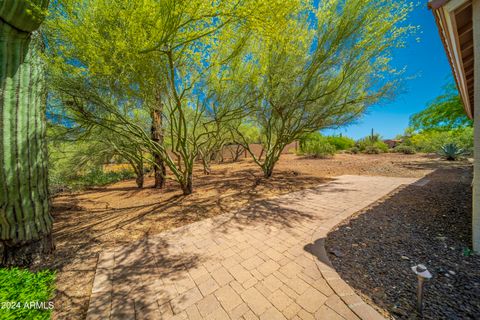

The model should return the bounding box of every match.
[86,175,418,320]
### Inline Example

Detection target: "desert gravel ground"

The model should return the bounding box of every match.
[326,165,479,320]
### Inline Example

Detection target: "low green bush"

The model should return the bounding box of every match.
[49,167,136,192]
[394,145,416,154]
[0,268,55,320]
[356,134,388,154]
[409,127,473,154]
[301,140,336,158]
[364,145,381,154]
[349,146,360,154]
[74,168,136,189]
[325,136,355,151]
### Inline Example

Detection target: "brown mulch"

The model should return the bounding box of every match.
[326,165,480,320]
[42,153,448,319]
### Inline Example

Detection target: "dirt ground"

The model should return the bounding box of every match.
[44,153,458,319]
[326,165,478,319]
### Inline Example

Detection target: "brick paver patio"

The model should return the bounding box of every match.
[86,175,418,320]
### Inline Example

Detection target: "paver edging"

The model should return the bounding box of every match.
[309,181,419,320]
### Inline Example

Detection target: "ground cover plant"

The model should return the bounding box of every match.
[0,268,56,320]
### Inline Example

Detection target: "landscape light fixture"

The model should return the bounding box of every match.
[411,264,432,315]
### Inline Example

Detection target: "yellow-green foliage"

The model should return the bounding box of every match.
[325,136,355,151]
[409,127,473,154]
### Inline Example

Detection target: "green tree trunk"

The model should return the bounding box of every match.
[151,102,166,189]
[1,0,53,266]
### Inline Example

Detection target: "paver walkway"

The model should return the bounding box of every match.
[86,175,418,320]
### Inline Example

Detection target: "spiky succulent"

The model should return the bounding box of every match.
[439,143,464,161]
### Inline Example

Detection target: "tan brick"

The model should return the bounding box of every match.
[185,304,202,320]
[297,309,315,320]
[196,294,221,317]
[283,277,310,295]
[328,279,355,297]
[223,255,242,268]
[311,279,334,297]
[258,260,281,276]
[280,285,300,300]
[211,266,234,286]
[283,302,302,319]
[296,287,328,313]
[264,248,284,261]
[204,261,222,273]
[229,264,254,283]
[170,311,188,320]
[242,247,259,260]
[254,282,273,298]
[174,274,196,294]
[260,307,287,320]
[215,285,243,311]
[243,310,260,320]
[230,280,246,295]
[86,292,112,320]
[170,287,203,313]
[324,295,359,320]
[251,269,264,281]
[279,261,303,279]
[158,302,174,319]
[242,255,265,270]
[241,287,273,316]
[228,302,250,319]
[189,265,209,280]
[208,307,231,320]
[314,305,344,320]
[263,274,283,292]
[268,290,293,311]
[198,276,220,296]
[350,303,384,320]
[243,277,258,289]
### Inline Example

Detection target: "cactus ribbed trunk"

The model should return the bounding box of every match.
[1,0,53,266]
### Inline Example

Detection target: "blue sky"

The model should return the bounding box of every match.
[324,2,453,140]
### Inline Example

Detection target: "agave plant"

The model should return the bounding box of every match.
[439,143,464,161]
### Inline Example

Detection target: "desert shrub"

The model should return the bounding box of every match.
[410,127,473,154]
[357,135,388,154]
[374,141,389,153]
[49,167,136,192]
[356,133,387,152]
[438,143,464,161]
[325,136,355,151]
[0,268,55,320]
[394,145,416,154]
[349,146,360,154]
[74,168,136,188]
[364,145,380,154]
[301,140,336,158]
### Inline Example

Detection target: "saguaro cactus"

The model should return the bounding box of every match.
[0,0,53,266]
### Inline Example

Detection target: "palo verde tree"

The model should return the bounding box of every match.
[45,0,254,195]
[410,82,473,131]
[45,0,173,188]
[0,0,54,266]
[219,0,415,177]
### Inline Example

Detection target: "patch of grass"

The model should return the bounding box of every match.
[0,268,55,320]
